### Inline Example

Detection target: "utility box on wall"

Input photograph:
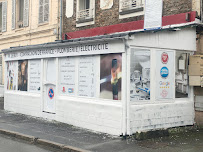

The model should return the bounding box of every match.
[189,55,203,86]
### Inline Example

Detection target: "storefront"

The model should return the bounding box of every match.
[2,27,196,135]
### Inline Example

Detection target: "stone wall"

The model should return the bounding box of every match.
[63,0,192,33]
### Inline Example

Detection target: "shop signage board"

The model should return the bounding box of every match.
[156,51,175,100]
[4,41,125,61]
[144,0,163,30]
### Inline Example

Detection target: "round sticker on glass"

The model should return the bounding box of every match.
[160,67,169,78]
[161,52,169,64]
[48,88,54,99]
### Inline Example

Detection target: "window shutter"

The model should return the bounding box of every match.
[39,0,44,24]
[44,0,49,22]
[23,0,29,27]
[2,1,7,32]
[12,0,16,30]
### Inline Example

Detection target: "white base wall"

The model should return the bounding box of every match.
[4,92,41,117]
[4,91,194,136]
[4,93,123,135]
[130,100,194,134]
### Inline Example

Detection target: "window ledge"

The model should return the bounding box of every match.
[38,22,49,27]
[119,7,144,15]
[15,28,25,32]
[76,18,94,24]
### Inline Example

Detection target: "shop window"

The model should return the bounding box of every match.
[38,0,49,24]
[0,1,7,32]
[59,57,76,96]
[12,0,29,29]
[119,0,144,16]
[175,52,189,98]
[100,54,122,100]
[76,0,94,25]
[130,49,150,101]
[7,61,18,90]
[28,60,41,93]
[18,60,28,91]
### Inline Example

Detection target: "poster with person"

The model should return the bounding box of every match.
[100,54,122,100]
[18,60,28,91]
[7,61,18,90]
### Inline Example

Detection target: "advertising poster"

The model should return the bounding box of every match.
[156,51,174,100]
[7,61,18,90]
[59,57,76,95]
[130,50,150,101]
[100,54,122,100]
[78,56,96,97]
[29,60,41,93]
[18,60,28,91]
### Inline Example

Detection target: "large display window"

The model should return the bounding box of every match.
[6,61,18,90]
[175,51,189,98]
[28,59,41,93]
[59,57,76,96]
[130,49,150,101]
[18,60,28,91]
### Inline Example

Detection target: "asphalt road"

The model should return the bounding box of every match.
[0,136,53,152]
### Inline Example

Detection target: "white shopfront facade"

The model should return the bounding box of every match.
[3,27,196,135]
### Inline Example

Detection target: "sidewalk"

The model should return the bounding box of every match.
[0,109,202,152]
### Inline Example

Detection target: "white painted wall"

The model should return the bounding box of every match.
[128,28,196,51]
[4,92,122,135]
[4,92,41,117]
[130,100,194,134]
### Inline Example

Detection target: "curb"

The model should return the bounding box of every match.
[0,129,90,152]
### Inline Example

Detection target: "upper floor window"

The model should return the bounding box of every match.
[39,0,49,24]
[76,0,94,25]
[0,1,7,32]
[119,0,144,18]
[12,0,29,29]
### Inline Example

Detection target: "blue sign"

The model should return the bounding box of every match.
[160,67,169,78]
[48,88,54,99]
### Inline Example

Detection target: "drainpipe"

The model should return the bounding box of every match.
[60,0,63,40]
[201,0,203,22]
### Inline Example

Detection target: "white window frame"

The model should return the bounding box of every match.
[0,1,7,32]
[119,0,144,19]
[38,0,49,24]
[76,0,95,27]
[12,0,29,30]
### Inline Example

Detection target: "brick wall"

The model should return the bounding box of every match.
[63,0,192,34]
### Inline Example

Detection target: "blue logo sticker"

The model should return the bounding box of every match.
[160,67,169,78]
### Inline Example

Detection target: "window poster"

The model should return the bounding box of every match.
[130,50,150,101]
[29,60,41,93]
[100,54,122,100]
[7,61,18,90]
[18,60,28,91]
[59,57,76,95]
[78,56,97,97]
[156,51,175,100]
[175,52,189,98]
